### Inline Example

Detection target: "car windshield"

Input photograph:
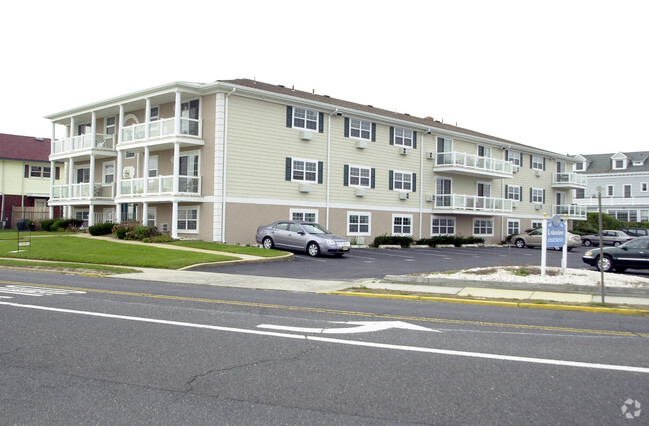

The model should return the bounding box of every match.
[302,223,330,234]
[623,238,649,249]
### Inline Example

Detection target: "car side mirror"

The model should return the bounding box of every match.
[298,231,305,235]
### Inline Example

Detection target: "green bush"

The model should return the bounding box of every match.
[112,222,163,242]
[416,235,485,247]
[574,212,625,233]
[89,223,114,236]
[42,218,84,232]
[131,225,161,241]
[145,234,175,243]
[372,235,413,247]
[40,219,57,232]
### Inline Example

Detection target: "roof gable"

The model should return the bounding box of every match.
[0,133,52,162]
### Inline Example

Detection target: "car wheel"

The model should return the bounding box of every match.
[583,239,592,247]
[307,242,320,257]
[613,241,621,247]
[262,237,274,249]
[597,255,614,272]
[514,238,526,248]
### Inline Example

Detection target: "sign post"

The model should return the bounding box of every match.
[543,215,567,277]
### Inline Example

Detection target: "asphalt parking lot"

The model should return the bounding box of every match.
[190,245,649,281]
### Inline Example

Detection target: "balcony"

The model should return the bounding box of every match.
[51,183,115,202]
[433,152,513,179]
[553,204,587,220]
[119,175,202,197]
[120,117,202,149]
[552,172,587,189]
[433,194,513,213]
[51,133,116,159]
[573,195,649,208]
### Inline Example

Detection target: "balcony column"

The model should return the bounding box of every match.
[171,201,179,239]
[174,91,182,135]
[145,98,151,139]
[49,123,56,219]
[89,205,95,227]
[89,154,96,200]
[173,142,180,194]
[68,157,75,198]
[142,202,148,228]
[69,117,75,138]
[91,111,97,149]
[143,146,150,196]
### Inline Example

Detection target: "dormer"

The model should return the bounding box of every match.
[611,152,628,170]
[573,154,587,172]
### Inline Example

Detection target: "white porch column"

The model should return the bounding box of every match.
[142,202,148,227]
[68,157,75,199]
[171,200,179,239]
[89,204,95,227]
[115,203,122,224]
[89,154,96,197]
[143,146,150,196]
[173,142,180,194]
[69,117,75,138]
[145,98,151,139]
[91,111,97,148]
[49,123,56,219]
[174,91,181,135]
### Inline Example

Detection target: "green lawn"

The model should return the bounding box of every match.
[168,240,287,257]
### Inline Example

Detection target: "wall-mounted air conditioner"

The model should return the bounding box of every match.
[160,223,169,232]
[356,140,368,149]
[427,152,435,160]
[512,201,519,208]
[425,194,435,202]
[535,170,543,177]
[512,165,520,173]
[399,147,410,155]
[355,187,366,197]
[300,131,313,141]
[399,192,409,200]
[534,203,542,210]
[299,183,312,193]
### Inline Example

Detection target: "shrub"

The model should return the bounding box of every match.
[42,218,84,232]
[113,222,137,240]
[416,235,485,247]
[372,235,413,247]
[131,225,161,241]
[40,219,57,232]
[146,234,175,243]
[89,223,114,236]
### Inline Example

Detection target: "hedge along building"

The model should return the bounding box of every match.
[46,79,587,245]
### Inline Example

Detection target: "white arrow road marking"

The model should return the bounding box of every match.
[1,301,648,374]
[257,320,440,334]
[0,285,87,297]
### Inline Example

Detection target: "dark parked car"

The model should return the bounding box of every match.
[620,227,649,237]
[580,230,634,247]
[256,220,351,257]
[582,236,649,272]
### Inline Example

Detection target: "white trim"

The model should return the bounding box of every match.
[102,161,115,185]
[431,215,456,236]
[348,164,372,188]
[393,127,414,148]
[391,214,413,236]
[348,117,372,141]
[473,217,494,237]
[347,211,371,236]
[507,219,520,236]
[290,157,318,183]
[289,208,318,223]
[177,205,199,234]
[392,170,414,192]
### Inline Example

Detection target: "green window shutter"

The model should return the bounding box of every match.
[389,170,394,190]
[344,118,349,137]
[413,131,417,149]
[285,157,292,181]
[412,173,417,192]
[543,158,546,171]
[530,188,533,201]
[505,150,509,162]
[318,161,323,184]
[542,189,546,204]
[530,155,533,168]
[286,106,293,128]
[371,168,375,189]
[318,112,324,133]
[519,186,524,202]
[371,123,376,142]
[505,185,509,198]
[389,127,394,145]
[520,154,524,167]
[343,165,349,186]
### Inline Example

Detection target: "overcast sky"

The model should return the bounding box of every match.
[2,0,647,156]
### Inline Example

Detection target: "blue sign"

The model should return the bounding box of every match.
[546,215,566,248]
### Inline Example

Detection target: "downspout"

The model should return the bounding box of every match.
[221,87,236,243]
[418,130,427,240]
[326,109,338,229]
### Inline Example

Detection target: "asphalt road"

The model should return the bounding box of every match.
[192,245,649,280]
[1,270,647,424]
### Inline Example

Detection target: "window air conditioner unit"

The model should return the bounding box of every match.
[535,170,543,177]
[425,194,435,202]
[427,152,435,160]
[512,165,520,173]
[399,147,410,155]
[356,140,368,149]
[399,192,409,200]
[300,131,313,141]
[299,183,312,193]
[161,223,169,232]
[355,187,366,197]
[512,201,519,208]
[534,203,542,210]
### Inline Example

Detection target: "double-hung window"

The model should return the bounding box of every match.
[292,159,318,183]
[507,220,520,236]
[178,206,198,232]
[349,166,371,188]
[392,215,412,236]
[473,218,494,236]
[431,217,455,235]
[507,150,522,166]
[531,188,544,204]
[291,209,317,223]
[105,116,116,136]
[394,128,413,148]
[293,107,319,131]
[103,162,115,184]
[506,185,522,201]
[350,118,372,140]
[393,171,413,191]
[607,185,614,197]
[348,212,370,235]
[27,165,50,179]
[531,155,544,170]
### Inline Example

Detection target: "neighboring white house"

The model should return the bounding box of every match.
[573,151,649,222]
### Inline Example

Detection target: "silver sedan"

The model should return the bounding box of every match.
[256,221,351,257]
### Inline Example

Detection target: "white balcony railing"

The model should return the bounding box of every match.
[51,183,115,201]
[52,133,116,155]
[553,204,588,218]
[435,152,513,176]
[120,175,201,197]
[573,195,649,207]
[121,117,202,144]
[434,194,513,212]
[552,172,587,187]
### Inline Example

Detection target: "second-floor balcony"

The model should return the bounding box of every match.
[119,175,202,197]
[120,117,202,145]
[433,194,513,213]
[552,172,587,189]
[434,152,513,179]
[51,183,115,202]
[51,133,116,159]
[553,204,587,220]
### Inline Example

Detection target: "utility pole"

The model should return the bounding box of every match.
[598,188,605,304]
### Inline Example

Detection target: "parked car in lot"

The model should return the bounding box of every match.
[582,236,649,272]
[256,220,351,257]
[620,227,649,237]
[511,228,581,250]
[580,230,634,247]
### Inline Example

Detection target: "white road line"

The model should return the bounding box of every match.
[1,301,647,374]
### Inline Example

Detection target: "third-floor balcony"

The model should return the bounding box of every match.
[120,117,202,148]
[50,133,116,160]
[433,152,513,179]
[552,172,587,189]
[119,175,202,197]
[433,194,513,213]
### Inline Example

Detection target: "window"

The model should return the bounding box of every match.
[531,188,544,204]
[506,150,522,166]
[292,107,319,131]
[392,171,413,191]
[473,218,493,236]
[349,118,372,140]
[26,165,51,179]
[478,145,491,158]
[348,212,370,235]
[148,155,158,178]
[436,136,452,152]
[393,127,413,148]
[435,177,452,206]
[180,99,200,136]
[531,220,543,229]
[105,116,116,135]
[477,182,491,197]
[178,206,198,232]
[392,215,412,236]
[607,185,614,197]
[147,207,157,227]
[613,159,625,169]
[624,184,632,198]
[292,159,318,182]
[349,166,371,188]
[531,155,544,170]
[103,162,115,184]
[431,217,455,235]
[641,182,648,192]
[125,151,135,159]
[75,210,89,228]
[76,167,90,183]
[641,210,649,222]
[506,185,522,201]
[575,188,585,199]
[150,106,159,121]
[507,220,520,236]
[290,209,318,223]
[575,162,584,171]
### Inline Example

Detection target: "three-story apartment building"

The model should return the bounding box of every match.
[46,79,586,245]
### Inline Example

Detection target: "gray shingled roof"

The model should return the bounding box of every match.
[580,151,649,173]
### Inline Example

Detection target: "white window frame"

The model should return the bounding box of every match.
[531,220,543,229]
[291,158,318,183]
[575,162,585,171]
[150,106,160,121]
[531,155,544,170]
[103,161,115,184]
[507,220,520,236]
[76,166,90,183]
[349,118,372,141]
[125,151,135,159]
[477,145,492,158]
[349,165,371,188]
[393,171,413,192]
[473,218,494,237]
[613,159,626,170]
[290,208,318,223]
[507,150,522,166]
[607,185,614,197]
[531,188,544,204]
[624,184,632,198]
[105,116,116,135]
[436,136,453,153]
[292,107,319,131]
[347,212,371,236]
[394,127,413,148]
[75,209,89,228]
[477,181,491,197]
[147,207,157,227]
[392,214,413,236]
[148,155,159,178]
[506,185,522,201]
[642,182,648,192]
[28,165,50,179]
[431,216,456,236]
[177,206,199,233]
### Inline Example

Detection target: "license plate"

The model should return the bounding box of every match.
[342,246,349,251]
